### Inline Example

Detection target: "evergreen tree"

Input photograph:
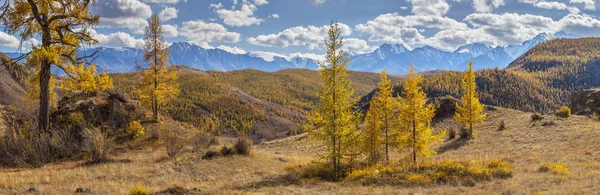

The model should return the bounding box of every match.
[1,0,99,133]
[455,60,486,138]
[398,64,445,163]
[136,13,180,122]
[308,22,357,180]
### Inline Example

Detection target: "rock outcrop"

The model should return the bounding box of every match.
[570,89,600,117]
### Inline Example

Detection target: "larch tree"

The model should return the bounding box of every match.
[0,0,100,133]
[455,60,486,138]
[136,13,180,122]
[363,99,381,165]
[61,63,112,95]
[398,64,445,163]
[375,70,397,162]
[308,22,358,180]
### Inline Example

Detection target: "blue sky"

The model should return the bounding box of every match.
[1,0,600,60]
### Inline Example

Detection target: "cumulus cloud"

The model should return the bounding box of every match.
[247,23,352,50]
[217,45,247,54]
[179,20,241,47]
[142,0,183,3]
[92,0,151,34]
[343,38,376,54]
[89,29,144,49]
[159,7,178,21]
[519,0,580,13]
[216,3,262,27]
[209,2,223,9]
[473,0,505,12]
[309,0,327,5]
[406,0,450,16]
[570,0,595,10]
[0,31,21,48]
[254,0,269,6]
[162,24,178,37]
[271,14,280,18]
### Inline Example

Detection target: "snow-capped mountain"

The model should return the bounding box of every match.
[9,31,577,75]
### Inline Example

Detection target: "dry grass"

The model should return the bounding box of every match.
[0,108,599,194]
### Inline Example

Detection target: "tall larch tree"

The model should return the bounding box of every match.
[375,70,396,162]
[455,60,486,138]
[0,0,99,133]
[136,13,180,122]
[363,99,381,165]
[308,22,358,180]
[398,64,445,163]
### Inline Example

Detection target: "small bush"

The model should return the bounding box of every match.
[127,120,145,139]
[531,112,543,121]
[221,146,235,156]
[129,184,149,195]
[539,162,570,175]
[498,120,506,131]
[459,127,469,139]
[234,137,253,156]
[202,150,220,160]
[164,135,185,158]
[555,106,571,118]
[448,128,456,140]
[82,128,110,162]
[191,132,217,151]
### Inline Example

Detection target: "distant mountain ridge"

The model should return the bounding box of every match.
[4,31,581,75]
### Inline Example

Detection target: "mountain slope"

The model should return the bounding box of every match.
[0,53,24,105]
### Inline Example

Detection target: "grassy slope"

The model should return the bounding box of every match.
[1,108,598,194]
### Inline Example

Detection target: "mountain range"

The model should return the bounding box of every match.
[4,31,581,75]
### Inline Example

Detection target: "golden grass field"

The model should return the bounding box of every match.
[1,107,599,194]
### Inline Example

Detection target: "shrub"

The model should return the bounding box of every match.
[202,150,220,160]
[191,132,217,151]
[234,137,253,156]
[127,120,145,139]
[539,162,570,175]
[459,127,469,139]
[498,120,506,131]
[448,128,456,140]
[531,112,543,121]
[555,106,571,118]
[82,128,110,162]
[221,146,235,156]
[129,184,149,195]
[164,135,185,158]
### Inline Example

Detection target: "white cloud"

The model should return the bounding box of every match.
[159,7,178,21]
[179,20,241,47]
[254,0,269,6]
[406,0,450,16]
[570,0,595,10]
[92,0,151,34]
[0,31,21,48]
[248,51,288,61]
[142,0,182,3]
[89,29,144,49]
[309,0,327,5]
[162,24,178,37]
[473,0,505,12]
[271,14,280,18]
[289,53,326,61]
[343,38,376,54]
[534,1,580,13]
[209,2,223,9]
[247,23,352,50]
[217,45,247,54]
[216,3,262,27]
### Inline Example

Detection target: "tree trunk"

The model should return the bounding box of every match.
[38,61,51,134]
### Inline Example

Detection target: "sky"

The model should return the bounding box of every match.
[1,0,600,60]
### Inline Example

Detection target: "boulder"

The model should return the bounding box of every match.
[570,89,600,116]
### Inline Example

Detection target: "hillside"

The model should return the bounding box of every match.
[112,66,390,143]
[1,106,598,194]
[361,38,600,113]
[0,53,24,105]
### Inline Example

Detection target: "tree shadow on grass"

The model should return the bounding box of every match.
[231,174,301,191]
[76,158,132,167]
[436,138,469,155]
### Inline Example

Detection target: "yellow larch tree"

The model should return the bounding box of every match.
[455,60,486,138]
[398,64,445,163]
[375,70,397,162]
[307,22,359,180]
[363,99,381,165]
[135,13,180,122]
[61,63,113,95]
[0,0,99,133]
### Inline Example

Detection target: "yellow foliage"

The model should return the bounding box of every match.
[61,63,113,95]
[539,162,570,175]
[397,64,445,162]
[127,121,145,139]
[555,106,571,118]
[455,61,486,138]
[24,68,58,109]
[129,184,149,195]
[363,70,398,164]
